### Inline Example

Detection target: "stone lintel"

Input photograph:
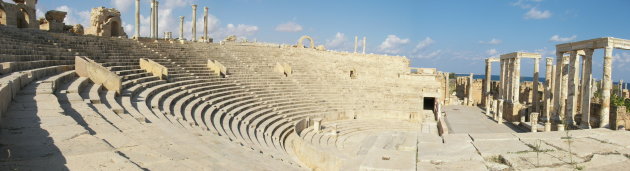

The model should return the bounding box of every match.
[487,58,500,63]
[499,52,541,59]
[556,37,630,53]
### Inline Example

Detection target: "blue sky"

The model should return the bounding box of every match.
[31,0,630,81]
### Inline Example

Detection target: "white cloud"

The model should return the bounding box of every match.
[213,24,258,40]
[486,49,499,56]
[534,47,555,57]
[36,8,45,19]
[549,35,577,42]
[275,22,303,32]
[325,32,348,50]
[412,37,434,53]
[55,5,91,26]
[378,35,410,54]
[613,52,630,70]
[413,50,442,59]
[111,0,133,12]
[123,22,134,36]
[512,0,544,9]
[524,8,551,19]
[479,38,502,45]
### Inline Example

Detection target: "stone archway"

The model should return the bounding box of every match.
[297,35,314,48]
[0,8,5,25]
[110,20,120,36]
[16,8,30,28]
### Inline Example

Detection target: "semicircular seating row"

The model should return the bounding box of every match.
[0,26,428,169]
[0,27,315,170]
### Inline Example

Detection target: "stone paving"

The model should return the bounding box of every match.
[443,105,525,134]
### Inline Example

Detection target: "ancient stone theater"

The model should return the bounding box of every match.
[1,0,629,170]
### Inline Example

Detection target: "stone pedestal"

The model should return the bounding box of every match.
[557,124,565,131]
[503,102,523,122]
[544,122,551,132]
[497,100,504,124]
[530,112,539,132]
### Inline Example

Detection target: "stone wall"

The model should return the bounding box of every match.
[611,106,629,130]
[85,7,127,37]
[0,1,38,29]
[291,119,344,171]
[455,77,482,105]
[39,10,66,32]
[207,60,227,77]
[140,58,168,80]
[0,65,73,123]
[75,56,122,93]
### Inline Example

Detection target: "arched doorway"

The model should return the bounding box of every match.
[110,21,120,36]
[17,9,30,28]
[0,8,6,26]
[297,36,315,48]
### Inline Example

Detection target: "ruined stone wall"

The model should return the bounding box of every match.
[0,1,39,29]
[75,56,122,93]
[85,7,127,37]
[611,106,629,130]
[519,81,543,105]
[455,77,482,105]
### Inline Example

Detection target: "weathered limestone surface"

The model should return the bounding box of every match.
[139,58,168,80]
[0,0,38,28]
[85,7,127,37]
[206,60,227,76]
[74,56,121,93]
[39,10,66,32]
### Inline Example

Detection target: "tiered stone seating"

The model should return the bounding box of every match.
[1,26,433,170]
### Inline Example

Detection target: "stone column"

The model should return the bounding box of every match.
[362,37,366,54]
[354,36,358,53]
[509,58,515,101]
[580,49,593,129]
[600,46,613,129]
[484,59,492,114]
[506,59,513,101]
[445,73,450,104]
[543,58,553,118]
[192,5,198,41]
[179,16,184,40]
[558,54,570,127]
[617,80,623,97]
[544,58,553,131]
[533,57,540,112]
[493,100,498,119]
[204,7,209,42]
[468,73,474,106]
[531,112,539,132]
[544,97,552,132]
[135,0,140,38]
[553,52,564,124]
[150,0,155,38]
[155,1,159,39]
[566,51,580,126]
[497,99,504,124]
[499,59,505,99]
[513,57,521,103]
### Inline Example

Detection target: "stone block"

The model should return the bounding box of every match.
[542,137,623,158]
[472,140,532,158]
[417,142,483,162]
[469,133,518,141]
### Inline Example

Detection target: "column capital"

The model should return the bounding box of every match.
[180,16,184,20]
[156,1,159,6]
[192,4,198,9]
[205,7,209,11]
